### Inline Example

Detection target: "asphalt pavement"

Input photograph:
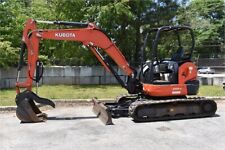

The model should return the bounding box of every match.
[0,101,225,150]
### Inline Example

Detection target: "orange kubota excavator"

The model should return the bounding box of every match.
[15,19,217,125]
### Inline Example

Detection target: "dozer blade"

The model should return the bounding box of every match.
[92,98,113,125]
[15,90,55,123]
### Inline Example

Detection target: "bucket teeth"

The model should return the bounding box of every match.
[92,98,113,125]
[15,90,55,123]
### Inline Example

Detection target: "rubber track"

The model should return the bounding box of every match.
[129,97,217,122]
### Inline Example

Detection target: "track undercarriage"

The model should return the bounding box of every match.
[92,95,217,125]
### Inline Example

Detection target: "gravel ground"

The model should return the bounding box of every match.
[0,101,225,150]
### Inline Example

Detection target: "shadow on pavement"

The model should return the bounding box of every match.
[47,116,97,120]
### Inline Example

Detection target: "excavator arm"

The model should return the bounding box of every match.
[15,18,142,123]
[16,18,141,93]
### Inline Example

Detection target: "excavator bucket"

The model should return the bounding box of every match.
[92,98,113,125]
[15,90,55,123]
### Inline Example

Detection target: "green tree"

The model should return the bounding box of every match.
[0,0,185,67]
[0,0,39,47]
[85,0,180,65]
[178,0,225,58]
[84,0,135,64]
[0,40,18,68]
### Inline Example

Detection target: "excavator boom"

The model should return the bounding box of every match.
[16,18,141,123]
[16,19,135,92]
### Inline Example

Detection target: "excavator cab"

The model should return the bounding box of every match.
[140,26,194,85]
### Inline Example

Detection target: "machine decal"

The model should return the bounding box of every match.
[55,32,75,38]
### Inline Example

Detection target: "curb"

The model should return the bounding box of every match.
[0,106,17,112]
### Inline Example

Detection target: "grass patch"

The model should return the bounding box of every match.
[0,84,224,106]
[37,84,127,99]
[198,85,225,97]
[0,88,16,106]
[0,85,127,106]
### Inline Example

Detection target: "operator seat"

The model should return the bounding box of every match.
[171,47,184,62]
[160,60,178,84]
[141,60,178,84]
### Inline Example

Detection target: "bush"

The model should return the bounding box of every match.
[0,40,19,68]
